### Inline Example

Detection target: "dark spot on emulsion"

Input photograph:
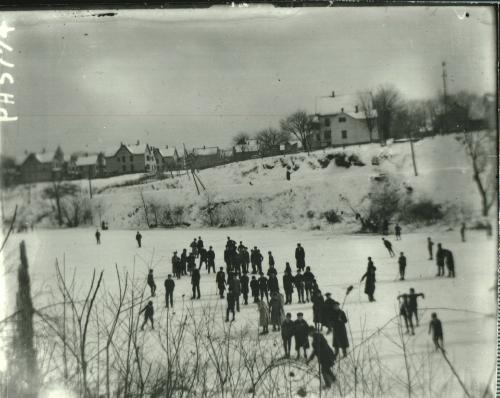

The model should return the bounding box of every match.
[466,12,469,18]
[84,33,88,36]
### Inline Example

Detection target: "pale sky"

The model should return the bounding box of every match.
[0,6,496,157]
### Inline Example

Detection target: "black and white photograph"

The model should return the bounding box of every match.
[0,5,497,397]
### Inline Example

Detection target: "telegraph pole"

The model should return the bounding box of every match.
[88,166,93,199]
[441,61,448,132]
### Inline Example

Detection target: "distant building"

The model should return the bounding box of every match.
[311,91,379,148]
[19,146,68,183]
[105,141,157,175]
[233,139,260,161]
[153,146,181,172]
[191,146,222,169]
[75,153,106,178]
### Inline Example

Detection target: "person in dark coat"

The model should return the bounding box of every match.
[428,312,444,351]
[190,238,198,257]
[398,252,407,281]
[216,268,226,299]
[395,223,402,240]
[295,243,306,271]
[331,301,349,357]
[164,274,175,308]
[197,236,204,252]
[406,288,425,327]
[147,269,156,297]
[294,269,305,304]
[255,249,263,274]
[250,276,260,303]
[258,272,269,303]
[460,222,466,242]
[226,288,236,322]
[360,259,376,302]
[240,271,250,305]
[311,290,324,330]
[258,300,270,334]
[224,247,231,270]
[284,262,292,275]
[250,247,259,274]
[191,268,201,299]
[294,313,310,359]
[443,249,455,278]
[242,246,250,274]
[436,243,445,277]
[95,229,101,244]
[286,168,291,181]
[172,252,181,279]
[267,264,278,278]
[306,327,337,388]
[427,237,434,260]
[136,231,142,248]
[269,292,285,331]
[397,293,414,335]
[180,249,188,275]
[382,237,394,257]
[268,251,275,268]
[139,301,154,330]
[283,270,294,304]
[322,293,335,333]
[281,313,294,358]
[268,274,280,295]
[303,266,315,302]
[198,247,208,270]
[207,246,216,274]
[187,252,196,275]
[229,274,241,312]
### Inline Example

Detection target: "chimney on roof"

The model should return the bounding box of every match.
[331,91,335,98]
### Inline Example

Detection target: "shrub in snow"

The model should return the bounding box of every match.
[401,199,443,224]
[306,210,315,219]
[322,209,341,224]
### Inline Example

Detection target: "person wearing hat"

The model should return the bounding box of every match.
[398,252,407,281]
[306,326,336,388]
[139,301,154,331]
[240,271,250,305]
[294,312,310,359]
[269,292,285,331]
[258,299,270,334]
[216,267,226,299]
[281,313,294,358]
[172,251,181,279]
[294,269,305,304]
[164,274,175,309]
[180,248,188,276]
[226,288,236,322]
[295,243,306,271]
[331,301,349,357]
[207,246,216,274]
[258,272,269,303]
[250,275,260,303]
[147,269,156,297]
[283,268,294,305]
[427,237,434,261]
[268,251,275,268]
[360,259,377,302]
[136,231,142,248]
[311,289,324,331]
[322,293,336,333]
[303,266,315,302]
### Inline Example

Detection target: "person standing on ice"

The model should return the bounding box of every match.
[229,274,241,312]
[268,273,280,295]
[197,236,204,252]
[198,246,208,270]
[398,252,407,280]
[258,272,269,303]
[258,300,270,334]
[267,263,278,278]
[256,248,264,274]
[284,262,292,275]
[306,327,337,389]
[172,251,181,279]
[311,290,324,331]
[191,267,201,300]
[136,231,142,248]
[294,312,310,359]
[443,248,455,278]
[95,229,101,245]
[295,243,306,271]
[322,293,335,333]
[406,288,424,327]
[303,266,315,302]
[164,274,175,309]
[382,237,395,257]
[270,292,285,331]
[147,269,156,297]
[281,313,294,358]
[460,222,466,242]
[268,251,275,269]
[283,269,294,304]
[395,223,402,240]
[180,249,188,276]
[286,167,291,181]
[190,238,198,257]
[240,271,250,305]
[207,246,216,274]
[331,301,349,357]
[360,259,376,302]
[216,267,226,299]
[436,243,445,277]
[187,252,196,275]
[397,294,414,335]
[427,237,434,260]
[428,312,444,351]
[294,269,305,304]
[250,247,259,274]
[242,246,250,274]
[250,275,260,303]
[139,301,154,331]
[225,288,236,322]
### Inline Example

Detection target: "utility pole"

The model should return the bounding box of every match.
[441,61,448,132]
[408,130,418,177]
[88,166,93,199]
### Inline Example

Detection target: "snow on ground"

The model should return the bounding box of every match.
[2,226,496,396]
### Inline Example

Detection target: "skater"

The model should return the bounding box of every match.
[197,236,204,252]
[242,246,250,274]
[398,252,407,281]
[191,267,201,299]
[428,312,444,351]
[164,274,175,308]
[406,288,425,327]
[250,276,260,303]
[270,292,285,331]
[286,167,291,181]
[241,271,250,305]
[460,222,466,242]
[258,300,270,334]
[190,238,198,257]
[216,267,226,299]
[395,223,402,240]
[331,301,349,357]
[294,269,305,304]
[306,327,337,389]
[139,301,154,331]
[250,247,261,274]
[172,251,181,279]
[225,288,236,322]
[187,252,196,275]
[229,274,241,312]
[267,264,278,277]
[95,229,101,245]
[284,262,292,275]
[360,258,376,302]
[427,237,434,260]
[311,289,324,331]
[147,269,156,297]
[136,231,142,248]
[198,246,208,270]
[207,246,216,273]
[382,237,395,257]
[180,249,188,276]
[258,272,269,303]
[397,294,414,335]
[303,266,315,302]
[268,272,280,295]
[443,248,455,278]
[294,312,310,359]
[268,251,275,268]
[322,293,335,333]
[436,243,445,277]
[281,313,294,358]
[295,243,306,271]
[283,270,294,304]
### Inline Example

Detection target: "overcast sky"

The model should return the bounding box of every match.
[0,6,496,157]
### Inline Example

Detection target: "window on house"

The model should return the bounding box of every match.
[324,130,332,141]
[339,117,346,123]
[324,118,330,127]
[341,130,348,139]
[122,156,126,162]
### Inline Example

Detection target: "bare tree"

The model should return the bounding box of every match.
[457,130,496,216]
[373,85,404,142]
[232,132,250,147]
[255,127,290,153]
[358,92,377,141]
[42,178,79,227]
[279,110,314,154]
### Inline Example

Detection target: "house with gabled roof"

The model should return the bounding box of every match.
[153,145,180,172]
[105,141,157,175]
[312,91,379,148]
[19,146,68,183]
[191,146,222,169]
[233,138,260,161]
[75,153,106,178]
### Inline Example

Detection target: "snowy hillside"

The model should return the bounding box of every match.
[3,133,489,231]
